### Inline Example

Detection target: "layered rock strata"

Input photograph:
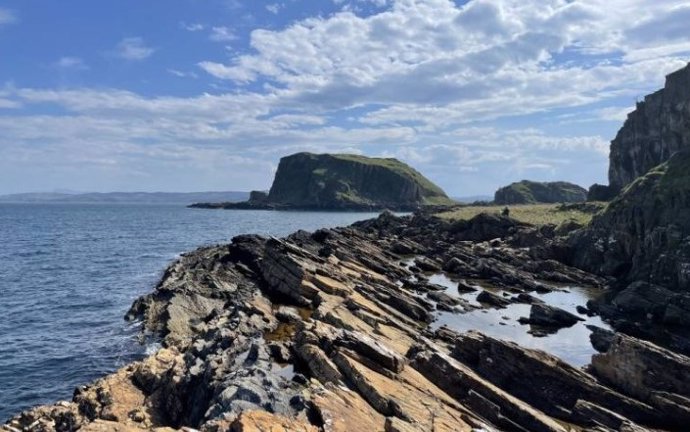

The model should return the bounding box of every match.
[609,63,690,191]
[5,213,690,432]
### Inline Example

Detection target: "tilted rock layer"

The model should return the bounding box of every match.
[609,63,690,191]
[6,212,690,432]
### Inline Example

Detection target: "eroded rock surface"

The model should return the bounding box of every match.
[5,212,689,432]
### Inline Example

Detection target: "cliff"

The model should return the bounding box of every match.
[191,153,454,211]
[494,180,587,205]
[609,63,690,191]
[571,151,690,291]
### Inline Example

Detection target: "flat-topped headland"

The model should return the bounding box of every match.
[190,152,455,212]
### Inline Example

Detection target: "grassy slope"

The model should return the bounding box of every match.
[497,180,586,204]
[436,203,603,226]
[325,154,455,205]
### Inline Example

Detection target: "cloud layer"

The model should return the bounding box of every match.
[1,0,689,195]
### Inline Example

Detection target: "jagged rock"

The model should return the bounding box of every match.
[229,411,318,432]
[409,347,568,432]
[591,333,690,404]
[570,144,690,294]
[476,290,511,309]
[8,211,690,432]
[608,63,690,191]
[520,304,583,329]
[413,257,441,272]
[450,331,671,429]
[588,325,615,353]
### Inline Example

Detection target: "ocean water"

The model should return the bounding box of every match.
[0,203,381,421]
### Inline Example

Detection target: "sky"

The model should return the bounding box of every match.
[0,0,689,196]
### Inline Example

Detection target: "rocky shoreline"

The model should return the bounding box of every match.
[4,211,690,432]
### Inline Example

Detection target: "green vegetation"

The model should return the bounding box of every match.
[266,152,454,209]
[436,203,604,226]
[330,153,450,201]
[494,180,587,205]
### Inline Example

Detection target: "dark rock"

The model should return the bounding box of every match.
[413,256,441,272]
[522,304,583,328]
[588,325,615,354]
[570,136,690,294]
[587,183,618,202]
[476,290,511,308]
[608,63,690,191]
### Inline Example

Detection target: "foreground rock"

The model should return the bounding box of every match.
[5,212,690,431]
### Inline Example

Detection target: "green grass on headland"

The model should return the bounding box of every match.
[436,203,605,226]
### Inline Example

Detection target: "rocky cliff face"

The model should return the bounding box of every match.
[494,180,587,205]
[571,151,690,292]
[265,153,453,210]
[609,63,690,191]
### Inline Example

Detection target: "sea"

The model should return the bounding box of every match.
[0,203,382,421]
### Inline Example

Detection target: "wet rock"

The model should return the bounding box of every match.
[443,257,473,275]
[450,331,667,429]
[520,304,583,329]
[427,291,464,312]
[413,257,441,272]
[476,290,511,309]
[456,279,477,293]
[588,325,615,353]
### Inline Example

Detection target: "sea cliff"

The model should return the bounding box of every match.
[191,153,454,211]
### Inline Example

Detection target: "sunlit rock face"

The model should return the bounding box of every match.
[609,63,690,192]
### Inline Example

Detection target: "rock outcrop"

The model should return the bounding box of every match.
[570,150,690,292]
[494,180,587,205]
[191,153,454,211]
[7,212,690,432]
[609,63,690,192]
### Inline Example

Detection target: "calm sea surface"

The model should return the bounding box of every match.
[0,203,381,420]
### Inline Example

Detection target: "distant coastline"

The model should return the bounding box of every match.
[0,191,250,205]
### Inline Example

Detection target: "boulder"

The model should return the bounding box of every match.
[521,304,584,329]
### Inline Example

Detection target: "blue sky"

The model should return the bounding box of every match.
[1,0,689,196]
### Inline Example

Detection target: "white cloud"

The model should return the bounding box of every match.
[113,37,155,61]
[5,0,690,194]
[266,3,282,14]
[167,69,198,79]
[209,26,237,42]
[0,8,17,26]
[55,57,88,70]
[180,22,205,32]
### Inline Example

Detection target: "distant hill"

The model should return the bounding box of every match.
[0,191,250,205]
[192,152,454,211]
[452,195,492,204]
[494,180,587,205]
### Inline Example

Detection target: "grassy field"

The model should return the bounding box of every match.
[436,203,604,226]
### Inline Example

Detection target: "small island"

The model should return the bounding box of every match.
[494,180,587,205]
[190,152,455,211]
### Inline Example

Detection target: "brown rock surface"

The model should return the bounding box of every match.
[6,212,690,432]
